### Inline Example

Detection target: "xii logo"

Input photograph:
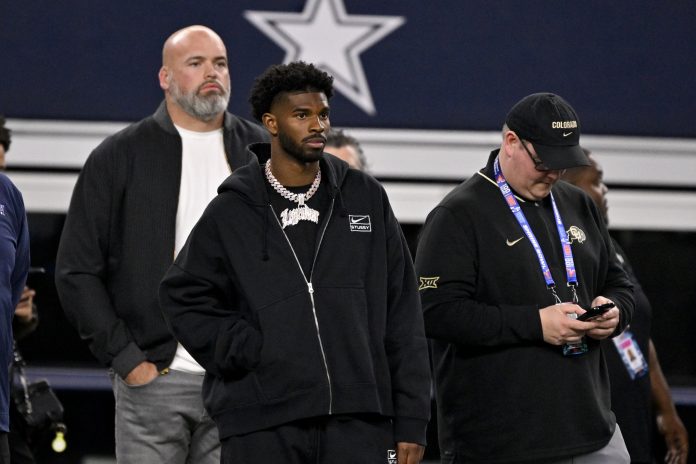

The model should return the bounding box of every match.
[418,276,439,290]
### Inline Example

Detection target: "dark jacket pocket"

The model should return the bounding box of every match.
[254,291,328,401]
[314,287,378,388]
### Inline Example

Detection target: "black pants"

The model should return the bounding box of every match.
[221,415,395,464]
[0,432,10,464]
[7,429,34,464]
[8,398,36,464]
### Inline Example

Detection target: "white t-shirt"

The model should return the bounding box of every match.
[170,124,230,374]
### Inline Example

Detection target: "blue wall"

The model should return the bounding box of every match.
[2,0,695,137]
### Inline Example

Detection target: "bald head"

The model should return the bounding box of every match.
[162,25,225,67]
[159,25,231,127]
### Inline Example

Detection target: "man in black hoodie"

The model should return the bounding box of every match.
[159,61,431,464]
[416,93,634,463]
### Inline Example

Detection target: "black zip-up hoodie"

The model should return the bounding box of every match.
[159,143,431,443]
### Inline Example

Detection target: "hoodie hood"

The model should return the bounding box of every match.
[218,142,352,261]
[218,142,351,205]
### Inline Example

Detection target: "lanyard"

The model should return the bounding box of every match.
[493,157,578,303]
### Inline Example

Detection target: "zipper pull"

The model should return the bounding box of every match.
[308,282,314,294]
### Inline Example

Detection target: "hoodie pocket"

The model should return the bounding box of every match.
[254,291,327,401]
[314,287,378,388]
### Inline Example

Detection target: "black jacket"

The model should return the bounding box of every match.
[602,238,652,463]
[55,102,268,378]
[159,144,431,443]
[415,150,634,463]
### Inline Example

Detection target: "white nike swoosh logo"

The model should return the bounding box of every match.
[506,237,524,246]
[563,131,573,137]
[350,217,366,224]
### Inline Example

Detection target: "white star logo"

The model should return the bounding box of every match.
[245,0,405,115]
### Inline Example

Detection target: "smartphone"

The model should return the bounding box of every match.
[577,302,615,321]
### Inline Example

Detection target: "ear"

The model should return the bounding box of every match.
[262,113,278,136]
[501,130,518,159]
[158,66,170,91]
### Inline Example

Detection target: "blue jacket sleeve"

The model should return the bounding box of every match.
[10,183,30,309]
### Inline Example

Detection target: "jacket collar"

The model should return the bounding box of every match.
[152,100,234,135]
[218,142,349,206]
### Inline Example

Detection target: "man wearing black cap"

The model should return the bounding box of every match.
[416,93,634,463]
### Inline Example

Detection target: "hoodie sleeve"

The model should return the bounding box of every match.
[381,190,431,445]
[159,213,262,377]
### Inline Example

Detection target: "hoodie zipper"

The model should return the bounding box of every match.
[269,197,336,414]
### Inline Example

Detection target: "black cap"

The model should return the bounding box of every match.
[505,93,589,170]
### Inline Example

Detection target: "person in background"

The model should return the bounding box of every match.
[159,61,431,464]
[324,128,367,171]
[54,26,267,463]
[0,117,7,169]
[416,93,634,463]
[0,116,31,463]
[0,115,39,464]
[0,120,38,340]
[562,150,689,464]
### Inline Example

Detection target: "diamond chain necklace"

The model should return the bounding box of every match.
[264,159,321,206]
[264,159,322,229]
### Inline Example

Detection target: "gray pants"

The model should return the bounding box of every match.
[111,369,220,464]
[547,424,630,464]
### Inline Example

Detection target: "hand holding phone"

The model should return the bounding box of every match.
[577,302,615,322]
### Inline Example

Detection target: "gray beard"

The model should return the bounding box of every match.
[170,82,230,122]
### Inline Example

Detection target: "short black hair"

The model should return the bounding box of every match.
[0,115,11,152]
[249,61,334,122]
[325,128,367,170]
